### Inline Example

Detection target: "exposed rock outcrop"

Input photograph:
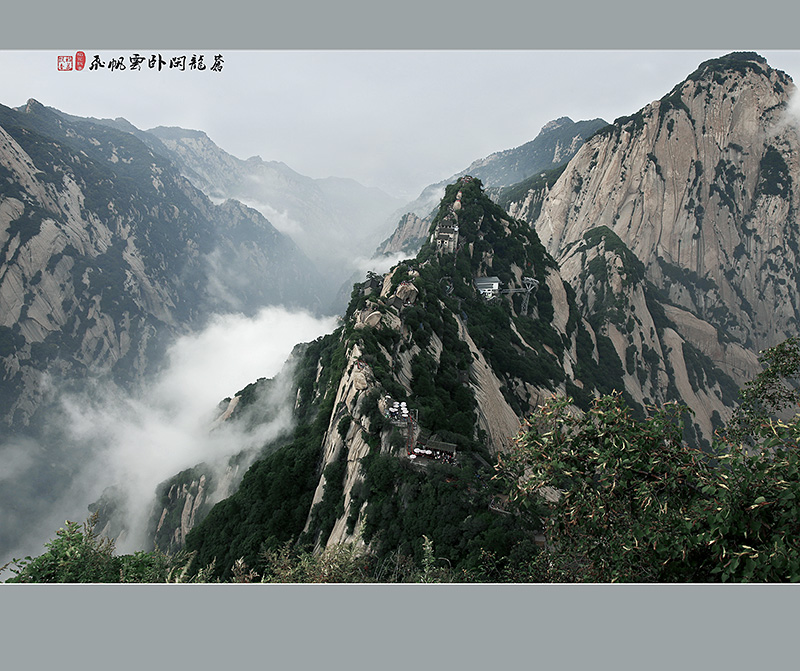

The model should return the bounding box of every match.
[0,100,322,428]
[523,54,799,360]
[504,53,800,443]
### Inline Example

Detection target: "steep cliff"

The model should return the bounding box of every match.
[512,52,798,378]
[374,211,431,257]
[558,225,741,446]
[0,99,322,428]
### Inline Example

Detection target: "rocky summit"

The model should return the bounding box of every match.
[502,52,800,444]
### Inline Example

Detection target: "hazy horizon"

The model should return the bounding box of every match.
[4,50,800,200]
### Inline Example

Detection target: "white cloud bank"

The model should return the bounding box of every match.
[1,306,337,570]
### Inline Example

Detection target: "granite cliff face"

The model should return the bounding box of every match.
[374,212,430,257]
[498,52,800,444]
[513,53,798,368]
[0,100,321,429]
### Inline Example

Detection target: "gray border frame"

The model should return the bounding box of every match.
[3,0,800,668]
[3,0,800,49]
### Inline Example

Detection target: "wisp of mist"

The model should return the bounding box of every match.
[2,306,337,569]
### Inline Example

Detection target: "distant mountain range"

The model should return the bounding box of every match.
[376,116,607,256]
[135,124,404,291]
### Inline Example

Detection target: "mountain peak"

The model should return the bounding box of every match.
[18,98,49,116]
[520,47,800,399]
[109,116,139,133]
[677,51,792,91]
[24,98,43,112]
[539,117,574,134]
[688,51,769,80]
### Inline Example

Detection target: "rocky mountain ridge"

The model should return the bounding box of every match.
[376,116,607,257]
[0,99,322,429]
[180,173,750,576]
[508,52,798,398]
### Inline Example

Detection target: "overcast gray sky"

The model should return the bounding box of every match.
[3,50,800,199]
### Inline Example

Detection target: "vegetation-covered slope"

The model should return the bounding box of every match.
[178,177,661,578]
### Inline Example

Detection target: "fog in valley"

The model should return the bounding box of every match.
[0,307,337,574]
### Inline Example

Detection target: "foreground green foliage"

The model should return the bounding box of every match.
[9,339,800,583]
[4,514,178,583]
[497,337,800,582]
[498,394,709,581]
[725,336,800,444]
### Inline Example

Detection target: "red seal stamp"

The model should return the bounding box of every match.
[57,55,73,71]
[75,51,86,71]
